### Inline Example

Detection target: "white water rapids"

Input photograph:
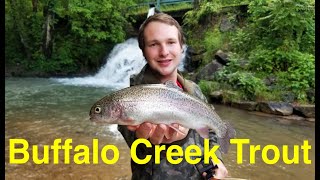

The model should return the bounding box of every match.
[53,38,187,89]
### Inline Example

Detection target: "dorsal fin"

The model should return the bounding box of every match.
[164,80,182,91]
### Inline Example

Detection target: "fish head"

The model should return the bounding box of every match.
[89,100,124,124]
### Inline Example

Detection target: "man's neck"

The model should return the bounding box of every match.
[157,71,178,84]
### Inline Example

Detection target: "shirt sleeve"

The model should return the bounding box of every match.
[118,125,137,147]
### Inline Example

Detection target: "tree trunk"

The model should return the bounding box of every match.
[32,0,38,12]
[42,1,55,59]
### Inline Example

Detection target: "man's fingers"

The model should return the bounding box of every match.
[127,125,139,131]
[132,123,189,144]
[211,161,228,180]
[135,123,154,139]
[149,124,166,144]
[166,124,178,139]
[213,170,228,180]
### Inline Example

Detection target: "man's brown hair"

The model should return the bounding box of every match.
[138,13,185,52]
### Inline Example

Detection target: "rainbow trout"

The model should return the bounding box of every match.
[89,81,236,153]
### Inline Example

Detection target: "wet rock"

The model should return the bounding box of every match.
[184,46,205,72]
[280,115,305,121]
[214,50,230,65]
[248,111,280,118]
[195,60,223,82]
[186,46,206,56]
[306,118,315,122]
[209,90,223,103]
[281,92,296,103]
[263,75,277,86]
[292,104,315,118]
[209,90,238,104]
[258,102,293,116]
[231,101,258,111]
[306,88,315,102]
[220,15,236,32]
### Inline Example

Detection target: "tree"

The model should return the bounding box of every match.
[7,0,33,59]
[6,0,136,74]
[42,0,55,59]
[229,0,315,102]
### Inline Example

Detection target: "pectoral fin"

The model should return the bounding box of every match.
[195,127,209,139]
[167,124,187,136]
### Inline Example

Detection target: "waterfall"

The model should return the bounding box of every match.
[147,7,156,17]
[53,38,187,89]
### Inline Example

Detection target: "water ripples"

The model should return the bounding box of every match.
[5,78,315,180]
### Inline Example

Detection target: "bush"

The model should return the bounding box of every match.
[276,52,315,102]
[215,70,267,101]
[229,0,315,103]
[185,0,315,104]
[198,80,221,97]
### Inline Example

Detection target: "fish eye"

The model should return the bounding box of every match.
[95,106,101,113]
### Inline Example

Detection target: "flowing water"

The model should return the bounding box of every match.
[5,77,315,180]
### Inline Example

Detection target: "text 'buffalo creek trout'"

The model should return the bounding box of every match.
[89,81,236,153]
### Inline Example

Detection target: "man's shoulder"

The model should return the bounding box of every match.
[188,81,207,102]
[130,65,148,86]
[178,75,207,102]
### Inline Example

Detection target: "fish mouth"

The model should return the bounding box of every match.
[89,116,114,124]
[89,117,100,123]
[89,118,105,124]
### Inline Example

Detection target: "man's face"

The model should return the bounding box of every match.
[143,21,182,78]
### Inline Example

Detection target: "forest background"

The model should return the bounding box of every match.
[5,0,315,104]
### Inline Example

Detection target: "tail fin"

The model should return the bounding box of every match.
[218,122,236,154]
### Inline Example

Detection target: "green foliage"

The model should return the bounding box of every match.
[198,80,221,97]
[184,0,222,30]
[198,55,268,101]
[202,28,223,63]
[276,52,315,102]
[214,67,267,101]
[164,0,316,104]
[184,0,249,28]
[229,0,315,103]
[198,80,243,103]
[128,2,193,15]
[231,0,315,55]
[5,0,315,104]
[5,0,135,75]
[183,0,244,65]
[6,0,43,61]
[68,0,130,42]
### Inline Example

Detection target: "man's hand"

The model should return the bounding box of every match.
[127,122,189,144]
[205,160,228,180]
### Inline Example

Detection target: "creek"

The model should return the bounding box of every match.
[5,77,314,180]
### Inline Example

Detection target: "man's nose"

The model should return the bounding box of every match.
[159,45,169,56]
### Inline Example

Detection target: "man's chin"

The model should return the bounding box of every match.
[159,68,177,76]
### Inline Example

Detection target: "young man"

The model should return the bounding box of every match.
[118,13,228,180]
